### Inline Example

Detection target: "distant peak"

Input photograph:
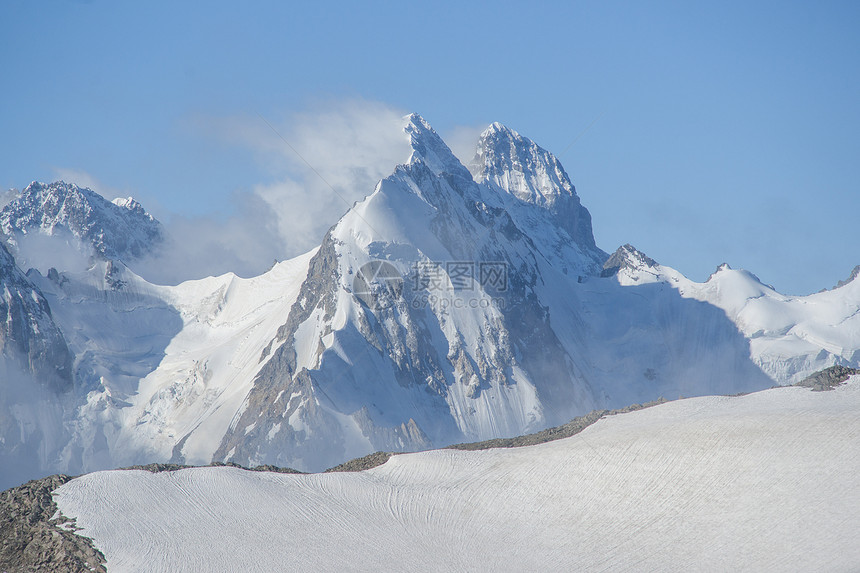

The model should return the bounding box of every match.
[23,180,97,201]
[704,264,774,290]
[832,265,860,290]
[26,180,66,192]
[706,263,733,281]
[475,122,521,148]
[482,121,512,136]
[600,244,658,277]
[403,112,431,130]
[1,180,164,263]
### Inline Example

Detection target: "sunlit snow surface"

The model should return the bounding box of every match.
[55,377,860,572]
[613,260,860,383]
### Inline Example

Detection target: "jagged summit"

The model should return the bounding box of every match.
[402,113,472,180]
[470,122,600,253]
[471,122,575,207]
[0,181,163,263]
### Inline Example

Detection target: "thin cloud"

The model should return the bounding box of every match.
[442,123,490,173]
[139,99,415,284]
[132,189,285,285]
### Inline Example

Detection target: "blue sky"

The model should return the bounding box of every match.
[1,1,858,293]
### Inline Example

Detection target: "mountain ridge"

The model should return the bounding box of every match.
[0,113,858,488]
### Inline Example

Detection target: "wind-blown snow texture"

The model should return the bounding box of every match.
[54,378,860,572]
[1,114,859,489]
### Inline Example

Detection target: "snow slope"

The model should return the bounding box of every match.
[13,250,316,482]
[120,249,318,467]
[607,245,860,383]
[55,377,860,572]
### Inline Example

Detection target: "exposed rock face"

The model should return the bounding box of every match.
[796,365,860,391]
[0,475,106,573]
[0,181,163,262]
[470,122,602,257]
[0,242,72,392]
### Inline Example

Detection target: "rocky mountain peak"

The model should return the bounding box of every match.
[470,122,574,207]
[705,263,733,282]
[0,181,163,263]
[470,123,600,252]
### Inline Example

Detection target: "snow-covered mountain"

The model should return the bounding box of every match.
[0,181,163,268]
[470,121,604,262]
[209,115,774,471]
[1,114,858,489]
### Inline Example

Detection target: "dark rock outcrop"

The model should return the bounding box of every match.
[0,475,106,573]
[833,265,860,290]
[0,242,73,392]
[795,365,859,391]
[325,451,394,473]
[601,244,657,278]
[448,398,666,450]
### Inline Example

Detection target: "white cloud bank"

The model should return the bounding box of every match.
[135,99,414,285]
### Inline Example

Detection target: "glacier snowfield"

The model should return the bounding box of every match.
[55,377,860,572]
